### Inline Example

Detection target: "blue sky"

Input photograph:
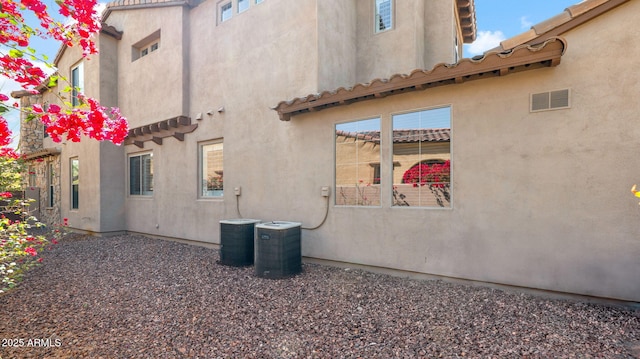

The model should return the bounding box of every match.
[1,0,582,148]
[464,0,579,57]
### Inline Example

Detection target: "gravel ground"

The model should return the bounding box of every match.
[0,234,638,358]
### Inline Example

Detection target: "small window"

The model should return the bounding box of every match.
[255,0,264,4]
[139,41,159,58]
[71,62,83,107]
[132,30,161,61]
[237,0,249,13]
[220,1,232,22]
[129,153,153,196]
[70,158,79,209]
[531,89,570,112]
[335,118,381,206]
[375,0,393,33]
[199,140,224,198]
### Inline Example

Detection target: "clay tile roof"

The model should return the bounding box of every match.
[274,37,566,121]
[336,129,451,144]
[393,128,451,143]
[456,0,477,43]
[499,0,629,51]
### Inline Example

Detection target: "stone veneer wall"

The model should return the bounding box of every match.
[18,93,61,226]
[18,94,45,154]
[26,156,61,226]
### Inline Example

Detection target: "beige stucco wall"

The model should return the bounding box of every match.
[355,0,458,82]
[281,1,640,301]
[107,6,188,127]
[85,0,639,301]
[45,32,126,233]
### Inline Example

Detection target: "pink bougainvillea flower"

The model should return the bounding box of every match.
[24,247,37,256]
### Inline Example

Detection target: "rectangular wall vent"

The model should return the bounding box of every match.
[531,89,570,112]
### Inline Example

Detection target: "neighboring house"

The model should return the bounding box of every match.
[18,0,640,302]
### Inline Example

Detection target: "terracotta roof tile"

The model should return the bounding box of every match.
[274,37,566,121]
[336,129,451,144]
[499,0,629,50]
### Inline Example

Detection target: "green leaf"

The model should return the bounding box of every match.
[8,49,23,58]
[62,86,72,93]
[47,76,58,88]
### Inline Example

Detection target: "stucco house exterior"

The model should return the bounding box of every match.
[18,0,640,302]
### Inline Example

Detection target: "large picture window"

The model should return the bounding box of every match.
[335,118,381,206]
[199,141,224,198]
[392,107,451,208]
[70,158,79,209]
[129,153,153,196]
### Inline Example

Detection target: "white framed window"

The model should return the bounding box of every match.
[70,158,79,209]
[237,0,249,13]
[70,62,84,107]
[375,0,393,33]
[219,1,232,23]
[132,30,161,61]
[335,118,381,206]
[140,41,159,58]
[199,140,224,198]
[392,106,451,208]
[129,152,153,196]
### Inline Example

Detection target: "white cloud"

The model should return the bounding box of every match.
[464,30,506,56]
[520,16,533,30]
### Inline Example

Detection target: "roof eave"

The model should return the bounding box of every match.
[274,37,567,122]
[456,0,476,44]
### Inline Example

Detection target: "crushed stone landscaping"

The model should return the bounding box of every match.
[1,234,638,358]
